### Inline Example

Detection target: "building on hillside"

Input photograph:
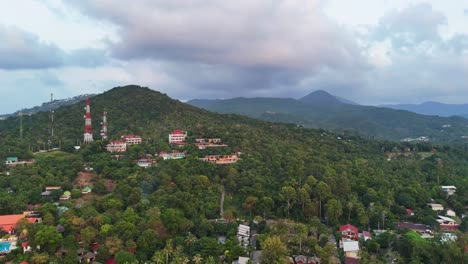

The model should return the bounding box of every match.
[232,256,250,264]
[437,216,459,230]
[82,186,92,194]
[428,203,444,211]
[159,151,186,160]
[122,134,142,145]
[343,240,360,258]
[45,186,62,192]
[136,159,155,168]
[446,209,456,217]
[106,140,127,152]
[288,255,320,264]
[201,154,239,164]
[441,186,456,196]
[5,157,35,166]
[60,191,71,201]
[396,222,432,235]
[339,224,359,241]
[237,224,250,249]
[194,138,228,149]
[405,208,415,216]
[0,213,39,234]
[5,157,18,165]
[362,231,371,241]
[169,130,187,145]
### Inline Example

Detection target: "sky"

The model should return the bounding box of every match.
[0,0,467,114]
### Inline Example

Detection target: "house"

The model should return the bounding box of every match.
[428,203,444,211]
[362,231,371,241]
[159,151,186,160]
[441,186,456,196]
[45,186,62,192]
[122,134,142,145]
[194,138,228,149]
[405,208,415,216]
[5,157,35,166]
[343,240,360,258]
[0,213,38,234]
[339,224,359,241]
[233,256,250,264]
[5,157,18,165]
[136,159,155,168]
[237,224,250,249]
[396,222,431,234]
[60,191,71,201]
[446,209,456,217]
[437,216,459,230]
[106,140,127,152]
[288,255,320,264]
[201,154,239,164]
[345,256,360,264]
[82,186,92,194]
[169,130,187,145]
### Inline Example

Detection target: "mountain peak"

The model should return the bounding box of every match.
[299,90,349,105]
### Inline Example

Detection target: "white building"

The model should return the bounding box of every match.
[169,130,187,144]
[122,134,142,145]
[343,240,360,258]
[237,224,250,249]
[441,186,456,196]
[106,140,127,152]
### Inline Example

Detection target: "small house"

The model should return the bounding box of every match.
[339,224,358,241]
[446,209,456,217]
[437,216,459,230]
[396,222,431,234]
[428,203,444,211]
[343,240,360,258]
[81,186,92,194]
[441,186,456,196]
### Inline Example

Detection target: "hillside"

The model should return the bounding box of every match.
[188,91,468,142]
[0,85,466,263]
[0,94,95,119]
[382,101,468,118]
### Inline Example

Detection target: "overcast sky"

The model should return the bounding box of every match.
[0,0,467,114]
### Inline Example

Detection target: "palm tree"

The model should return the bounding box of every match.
[152,251,165,264]
[163,239,174,264]
[193,254,203,264]
[185,232,197,258]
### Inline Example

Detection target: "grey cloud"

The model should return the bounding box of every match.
[0,25,63,69]
[374,3,446,48]
[68,0,368,98]
[65,48,109,67]
[0,25,110,70]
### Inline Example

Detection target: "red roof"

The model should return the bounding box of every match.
[106,259,117,264]
[339,224,358,233]
[92,242,100,251]
[171,129,184,134]
[0,214,26,233]
[109,140,126,144]
[345,257,360,264]
[363,231,371,238]
[406,208,414,215]
[21,241,29,248]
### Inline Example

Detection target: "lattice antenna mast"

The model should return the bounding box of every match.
[50,93,54,137]
[83,98,93,144]
[101,112,108,140]
[19,112,23,140]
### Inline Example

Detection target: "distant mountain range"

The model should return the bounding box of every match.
[189,90,468,142]
[381,101,468,118]
[0,94,95,120]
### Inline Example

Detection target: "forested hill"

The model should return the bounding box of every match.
[188,92,468,143]
[0,85,466,263]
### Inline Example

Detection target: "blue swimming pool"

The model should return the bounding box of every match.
[0,241,11,252]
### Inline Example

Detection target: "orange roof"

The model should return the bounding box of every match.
[0,214,25,233]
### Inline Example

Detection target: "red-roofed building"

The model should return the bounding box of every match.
[201,154,239,164]
[340,224,359,240]
[106,259,117,264]
[122,134,142,145]
[0,213,38,234]
[169,130,187,145]
[106,140,127,152]
[405,208,415,216]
